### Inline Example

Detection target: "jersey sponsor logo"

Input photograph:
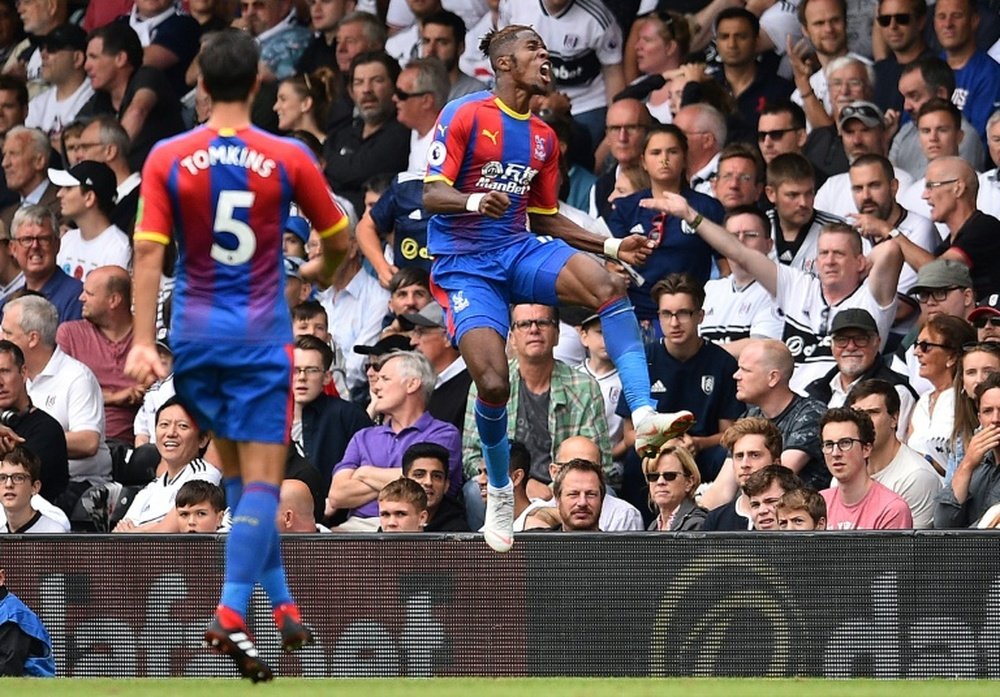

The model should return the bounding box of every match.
[451,290,469,313]
[427,141,447,167]
[700,376,715,395]
[179,145,276,177]
[476,161,538,195]
[481,128,499,145]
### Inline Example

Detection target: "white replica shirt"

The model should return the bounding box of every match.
[813,166,914,219]
[124,459,222,526]
[767,208,845,275]
[28,348,113,483]
[775,265,896,393]
[500,0,623,115]
[133,374,176,445]
[577,361,624,454]
[700,277,783,345]
[978,169,1000,219]
[56,224,132,280]
[25,80,95,139]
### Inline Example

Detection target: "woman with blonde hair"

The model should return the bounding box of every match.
[643,443,706,530]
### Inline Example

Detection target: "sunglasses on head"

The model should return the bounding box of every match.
[876,13,911,27]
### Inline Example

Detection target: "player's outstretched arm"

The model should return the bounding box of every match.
[125,239,169,388]
[528,211,653,266]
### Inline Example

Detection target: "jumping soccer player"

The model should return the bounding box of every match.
[423,25,694,554]
[125,29,350,682]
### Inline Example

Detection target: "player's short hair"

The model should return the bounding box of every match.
[88,22,144,71]
[421,9,466,45]
[2,445,41,482]
[650,272,705,310]
[723,204,770,234]
[6,294,58,348]
[378,477,427,511]
[295,334,334,372]
[388,266,430,294]
[766,152,815,189]
[401,441,450,477]
[480,24,534,70]
[552,458,606,501]
[775,487,827,523]
[175,480,225,512]
[721,417,783,460]
[199,28,260,102]
[845,378,901,417]
[820,407,876,445]
[742,465,803,498]
[916,97,961,129]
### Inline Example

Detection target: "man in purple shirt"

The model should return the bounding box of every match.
[326,350,461,530]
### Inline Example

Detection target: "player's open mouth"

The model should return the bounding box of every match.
[539,62,552,85]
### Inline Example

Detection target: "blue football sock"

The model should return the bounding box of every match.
[475,397,510,489]
[599,295,656,414]
[222,476,243,510]
[258,525,292,609]
[219,482,280,617]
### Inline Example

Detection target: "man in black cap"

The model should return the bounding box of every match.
[969,294,1000,344]
[352,332,412,415]
[401,300,471,430]
[25,23,93,144]
[805,308,917,436]
[48,159,130,280]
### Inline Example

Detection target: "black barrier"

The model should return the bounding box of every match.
[2,532,1000,678]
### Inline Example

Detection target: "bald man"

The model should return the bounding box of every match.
[520,435,644,531]
[890,157,1000,301]
[56,265,143,443]
[277,479,328,533]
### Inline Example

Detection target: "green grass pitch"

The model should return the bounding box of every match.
[1,678,997,697]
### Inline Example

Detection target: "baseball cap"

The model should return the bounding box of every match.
[909,259,973,294]
[968,294,1000,323]
[283,255,304,280]
[48,161,118,208]
[399,302,445,330]
[353,333,412,356]
[284,216,310,245]
[837,101,883,130]
[40,23,87,53]
[830,308,878,335]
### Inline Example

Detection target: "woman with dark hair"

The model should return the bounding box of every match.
[274,67,339,144]
[946,342,1000,483]
[907,314,976,473]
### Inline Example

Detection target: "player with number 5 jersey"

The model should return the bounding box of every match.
[127,29,349,683]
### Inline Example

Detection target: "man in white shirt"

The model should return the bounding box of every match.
[674,103,725,196]
[25,24,94,148]
[0,446,65,533]
[49,160,131,279]
[392,56,449,174]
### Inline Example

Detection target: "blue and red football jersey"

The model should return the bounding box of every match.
[135,126,347,345]
[424,91,560,255]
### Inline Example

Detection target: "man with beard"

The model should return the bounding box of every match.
[324,51,410,214]
[420,10,487,101]
[549,458,604,532]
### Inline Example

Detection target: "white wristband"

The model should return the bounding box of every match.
[465,193,485,213]
[603,236,623,260]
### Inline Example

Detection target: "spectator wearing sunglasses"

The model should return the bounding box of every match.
[968,295,1000,343]
[872,0,934,114]
[642,442,706,531]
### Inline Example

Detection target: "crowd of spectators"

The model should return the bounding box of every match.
[2,0,1000,537]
